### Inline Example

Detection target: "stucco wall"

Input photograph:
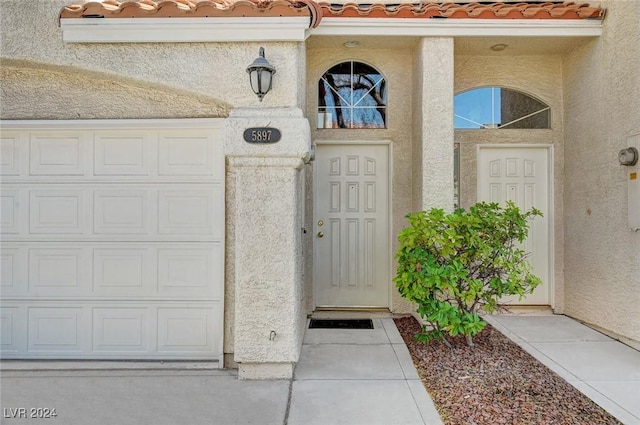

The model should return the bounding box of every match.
[1,61,230,119]
[418,38,455,213]
[411,43,424,213]
[454,55,566,312]
[0,0,305,111]
[562,0,640,348]
[305,39,416,313]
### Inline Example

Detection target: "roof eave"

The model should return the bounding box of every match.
[59,16,603,44]
[309,17,603,38]
[60,17,312,43]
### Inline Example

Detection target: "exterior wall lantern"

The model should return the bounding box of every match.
[618,147,639,166]
[246,47,276,102]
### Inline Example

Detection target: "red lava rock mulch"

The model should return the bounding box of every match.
[394,316,622,425]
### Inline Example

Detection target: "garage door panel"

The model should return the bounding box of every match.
[158,248,212,297]
[94,248,150,296]
[1,189,22,234]
[3,129,223,183]
[159,189,218,235]
[1,248,27,296]
[1,132,26,176]
[1,302,220,359]
[2,242,222,300]
[94,131,152,176]
[94,189,151,234]
[29,189,86,234]
[29,131,90,176]
[1,306,26,353]
[157,306,217,353]
[28,307,86,353]
[29,248,90,296]
[158,130,223,179]
[92,307,150,353]
[3,184,222,241]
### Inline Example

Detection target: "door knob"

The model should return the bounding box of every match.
[317,231,324,238]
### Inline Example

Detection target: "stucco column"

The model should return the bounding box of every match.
[418,38,455,211]
[224,107,311,379]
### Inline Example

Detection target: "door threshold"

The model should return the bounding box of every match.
[310,308,392,319]
[493,305,554,315]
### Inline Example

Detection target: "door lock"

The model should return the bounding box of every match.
[317,231,324,238]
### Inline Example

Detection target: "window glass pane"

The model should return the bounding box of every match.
[500,90,549,129]
[454,87,549,129]
[318,61,386,129]
[454,87,496,129]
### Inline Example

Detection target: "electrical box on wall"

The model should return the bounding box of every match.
[627,134,640,231]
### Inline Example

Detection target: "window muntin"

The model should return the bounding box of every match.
[318,61,387,129]
[454,87,550,129]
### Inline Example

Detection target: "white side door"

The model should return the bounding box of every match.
[313,143,390,308]
[477,146,551,305]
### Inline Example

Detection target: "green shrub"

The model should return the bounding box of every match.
[394,201,542,347]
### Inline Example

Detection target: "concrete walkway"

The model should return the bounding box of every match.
[0,318,442,425]
[289,317,442,425]
[2,315,638,425]
[485,314,640,425]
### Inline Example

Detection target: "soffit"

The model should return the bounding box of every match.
[454,35,593,55]
[306,34,591,55]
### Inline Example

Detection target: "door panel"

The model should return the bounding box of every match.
[478,146,551,305]
[313,144,390,308]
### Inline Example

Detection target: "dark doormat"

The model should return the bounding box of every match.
[308,319,374,329]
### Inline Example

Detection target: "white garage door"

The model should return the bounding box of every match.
[0,119,225,362]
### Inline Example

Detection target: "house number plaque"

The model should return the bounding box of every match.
[243,127,281,144]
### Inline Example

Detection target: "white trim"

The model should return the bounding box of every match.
[60,17,311,43]
[476,144,555,308]
[311,18,602,37]
[60,16,601,43]
[0,118,225,130]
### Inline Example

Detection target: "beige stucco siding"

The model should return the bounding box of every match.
[0,0,305,111]
[1,61,231,119]
[411,43,424,213]
[454,55,566,312]
[562,0,640,348]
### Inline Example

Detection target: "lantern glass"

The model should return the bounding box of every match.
[246,47,276,101]
[249,70,261,96]
[260,69,273,94]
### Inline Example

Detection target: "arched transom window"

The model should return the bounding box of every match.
[318,61,387,129]
[454,87,550,129]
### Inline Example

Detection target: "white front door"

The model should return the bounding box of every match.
[313,143,390,308]
[477,146,551,305]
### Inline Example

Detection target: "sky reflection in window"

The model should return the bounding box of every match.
[455,87,550,129]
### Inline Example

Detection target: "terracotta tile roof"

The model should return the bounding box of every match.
[60,0,323,27]
[320,2,604,20]
[59,1,603,24]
